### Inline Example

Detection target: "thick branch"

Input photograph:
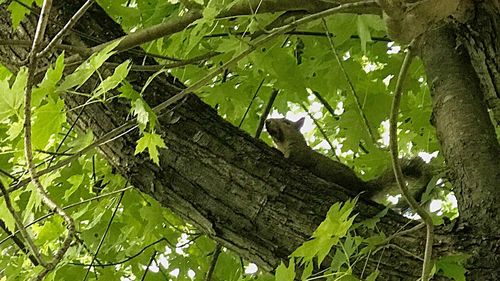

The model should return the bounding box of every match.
[90,0,380,54]
[419,22,500,280]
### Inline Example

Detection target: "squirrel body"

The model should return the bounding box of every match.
[265,117,432,205]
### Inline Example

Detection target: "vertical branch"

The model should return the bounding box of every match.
[321,19,377,145]
[389,41,434,281]
[23,0,76,279]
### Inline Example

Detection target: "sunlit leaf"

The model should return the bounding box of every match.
[135,132,167,165]
[57,40,122,92]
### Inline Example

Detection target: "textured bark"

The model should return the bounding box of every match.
[458,1,500,126]
[419,24,500,231]
[418,13,500,281]
[0,0,498,280]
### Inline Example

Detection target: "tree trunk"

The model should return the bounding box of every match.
[417,3,500,279]
[0,0,498,279]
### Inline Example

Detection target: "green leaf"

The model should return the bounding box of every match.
[301,262,313,281]
[7,0,31,30]
[68,130,94,152]
[135,132,167,165]
[93,60,131,98]
[32,53,65,107]
[337,274,360,281]
[0,199,16,232]
[23,173,59,222]
[292,199,357,265]
[435,254,469,281]
[326,14,357,46]
[131,99,150,128]
[119,83,157,130]
[356,16,371,53]
[360,207,388,229]
[31,97,65,150]
[0,64,11,80]
[64,174,84,200]
[6,120,23,140]
[0,67,27,121]
[331,248,348,271]
[359,233,386,256]
[57,40,121,92]
[37,216,65,242]
[275,260,295,281]
[23,183,42,222]
[365,270,379,281]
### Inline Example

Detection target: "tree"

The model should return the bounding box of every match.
[0,0,498,280]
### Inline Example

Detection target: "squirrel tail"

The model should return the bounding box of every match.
[366,157,434,210]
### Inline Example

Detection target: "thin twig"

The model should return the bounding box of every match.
[0,219,39,266]
[176,233,202,248]
[83,191,125,280]
[387,222,425,242]
[24,1,76,279]
[204,31,391,42]
[389,41,433,281]
[71,237,172,267]
[0,39,92,57]
[204,243,222,281]
[141,251,158,281]
[239,78,265,128]
[300,103,341,161]
[35,149,74,156]
[0,182,45,266]
[6,40,183,62]
[312,90,339,120]
[321,19,377,145]
[38,0,95,58]
[255,89,279,138]
[385,244,424,261]
[107,51,221,72]
[0,186,133,247]
[0,168,16,180]
[73,233,104,267]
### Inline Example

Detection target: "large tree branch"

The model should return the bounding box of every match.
[418,16,500,281]
[91,0,381,54]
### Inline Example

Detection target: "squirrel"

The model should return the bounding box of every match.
[265,117,432,207]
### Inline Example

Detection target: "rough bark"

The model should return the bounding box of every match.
[419,24,500,232]
[458,1,500,125]
[418,12,500,281]
[0,0,498,280]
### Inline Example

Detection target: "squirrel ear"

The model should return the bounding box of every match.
[295,117,305,129]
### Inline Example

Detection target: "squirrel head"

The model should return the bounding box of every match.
[265,117,307,157]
